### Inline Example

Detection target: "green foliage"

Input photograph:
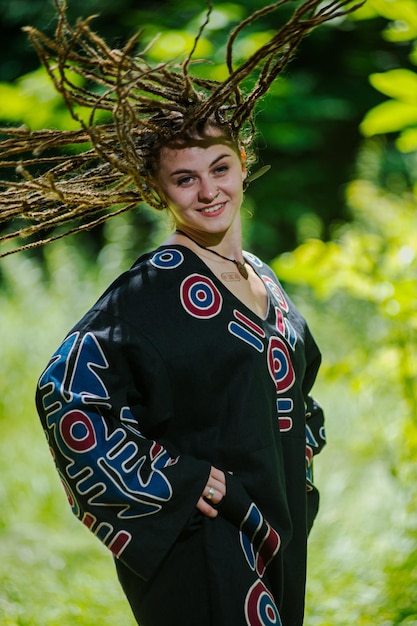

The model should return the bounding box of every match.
[0,66,82,130]
[361,69,417,145]
[274,146,417,412]
[272,139,417,625]
[356,0,417,43]
[0,0,399,257]
[1,2,416,623]
[277,3,417,619]
[358,0,417,152]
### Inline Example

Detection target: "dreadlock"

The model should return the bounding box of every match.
[0,0,362,258]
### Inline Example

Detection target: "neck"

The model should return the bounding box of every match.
[174,229,248,279]
[172,222,244,262]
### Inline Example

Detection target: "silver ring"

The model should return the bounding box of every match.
[206,486,215,500]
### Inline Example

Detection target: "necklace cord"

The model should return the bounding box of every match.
[175,230,249,280]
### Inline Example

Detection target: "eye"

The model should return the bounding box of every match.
[176,175,194,186]
[213,164,229,175]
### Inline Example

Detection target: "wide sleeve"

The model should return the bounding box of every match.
[35,310,211,581]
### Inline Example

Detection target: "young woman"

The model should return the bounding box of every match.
[35,120,325,625]
[0,1,361,623]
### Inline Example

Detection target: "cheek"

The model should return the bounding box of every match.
[227,174,245,196]
[154,183,177,206]
[164,189,191,213]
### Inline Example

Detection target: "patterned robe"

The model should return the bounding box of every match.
[36,245,326,626]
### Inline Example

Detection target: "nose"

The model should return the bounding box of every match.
[198,178,219,203]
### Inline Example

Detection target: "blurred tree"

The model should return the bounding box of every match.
[274,149,417,624]
[0,0,408,259]
[272,1,417,620]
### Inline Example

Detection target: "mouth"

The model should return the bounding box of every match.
[198,202,226,215]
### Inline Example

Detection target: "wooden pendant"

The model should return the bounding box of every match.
[236,261,249,280]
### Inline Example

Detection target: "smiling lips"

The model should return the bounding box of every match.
[198,202,226,215]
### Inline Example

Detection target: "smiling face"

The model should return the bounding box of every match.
[153,137,247,243]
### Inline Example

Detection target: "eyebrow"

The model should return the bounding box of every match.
[170,153,231,177]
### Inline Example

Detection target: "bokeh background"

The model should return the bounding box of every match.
[1,0,416,624]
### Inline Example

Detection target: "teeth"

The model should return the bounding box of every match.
[200,203,224,214]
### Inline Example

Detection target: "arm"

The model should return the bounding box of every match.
[36,316,210,581]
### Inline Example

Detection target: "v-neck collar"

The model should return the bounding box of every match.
[158,244,272,322]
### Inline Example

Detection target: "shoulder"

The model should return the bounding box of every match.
[244,251,276,280]
[246,250,308,321]
[245,251,287,298]
[96,246,186,299]
[77,246,196,330]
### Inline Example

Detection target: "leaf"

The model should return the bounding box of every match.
[396,127,417,152]
[360,100,417,136]
[0,66,85,129]
[367,0,417,24]
[369,69,417,104]
[145,30,212,61]
[354,0,417,41]
[232,31,275,61]
[383,19,417,42]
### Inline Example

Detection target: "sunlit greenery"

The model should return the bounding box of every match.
[1,0,406,257]
[358,0,417,157]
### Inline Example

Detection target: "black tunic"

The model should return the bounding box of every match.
[36,246,325,626]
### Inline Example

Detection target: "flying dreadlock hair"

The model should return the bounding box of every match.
[0,0,362,258]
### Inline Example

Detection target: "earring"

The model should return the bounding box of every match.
[244,165,271,189]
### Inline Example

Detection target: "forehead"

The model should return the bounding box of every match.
[158,139,238,171]
[160,142,236,170]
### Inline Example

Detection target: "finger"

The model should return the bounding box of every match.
[210,467,226,487]
[205,485,217,501]
[204,481,224,504]
[196,496,218,518]
[210,478,226,497]
[206,469,226,499]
